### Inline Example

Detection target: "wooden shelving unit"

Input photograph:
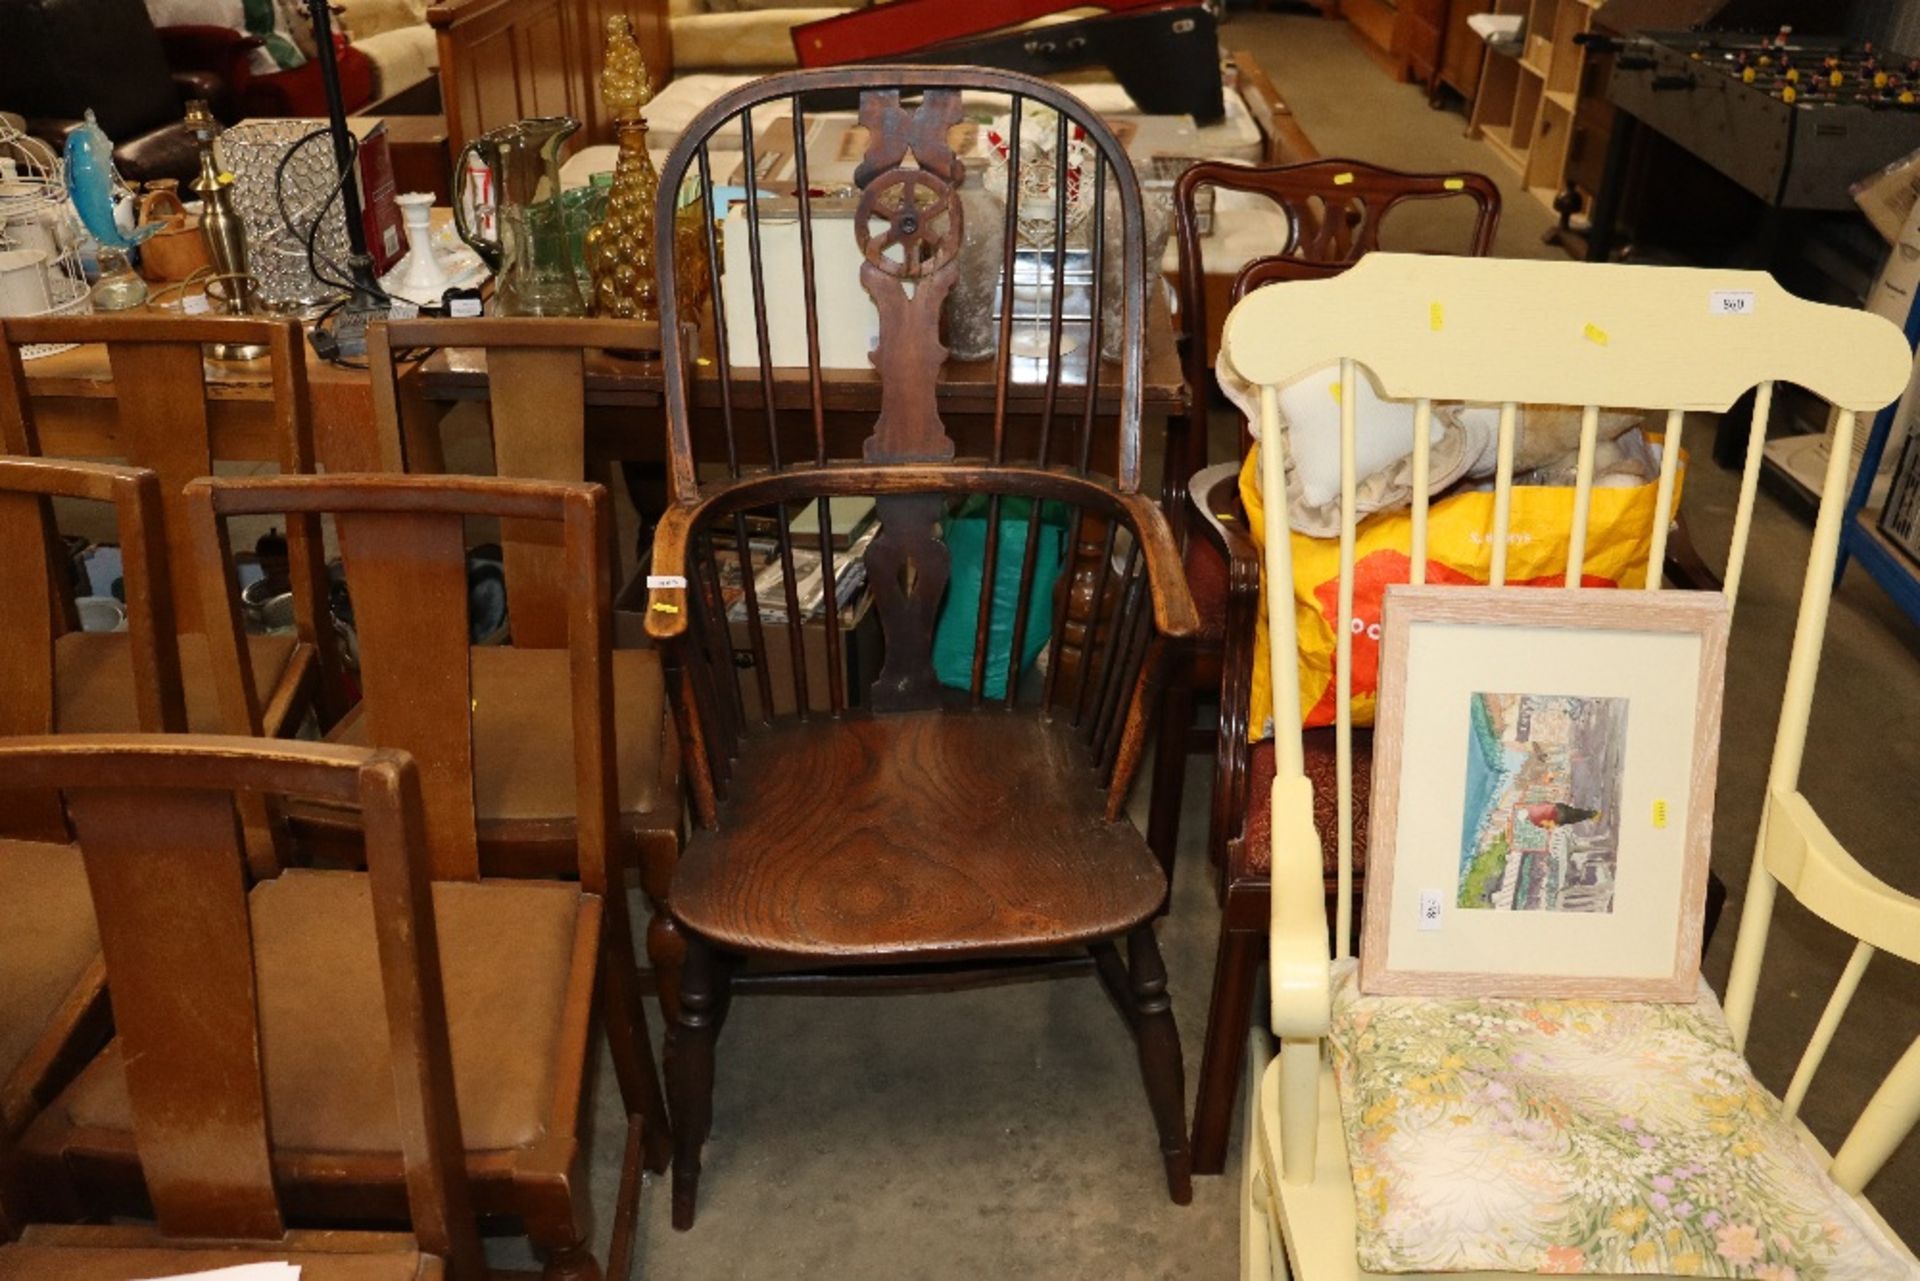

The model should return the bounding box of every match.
[1467,0,1608,214]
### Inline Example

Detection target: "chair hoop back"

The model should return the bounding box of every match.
[654,65,1149,499]
[641,67,1192,823]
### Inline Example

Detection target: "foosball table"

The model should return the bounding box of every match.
[1605,27,1920,210]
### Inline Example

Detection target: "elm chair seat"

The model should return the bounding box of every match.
[671,713,1169,960]
[0,1231,440,1280]
[0,839,98,1099]
[312,646,673,843]
[53,632,300,734]
[47,870,589,1158]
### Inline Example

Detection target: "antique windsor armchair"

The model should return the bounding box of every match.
[644,66,1198,1228]
[1225,254,1915,1278]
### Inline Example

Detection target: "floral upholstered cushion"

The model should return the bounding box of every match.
[1328,966,1918,1277]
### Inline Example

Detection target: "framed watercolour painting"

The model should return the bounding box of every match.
[1359,585,1730,1001]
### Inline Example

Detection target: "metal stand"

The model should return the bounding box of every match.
[1834,278,1920,628]
[307,0,386,356]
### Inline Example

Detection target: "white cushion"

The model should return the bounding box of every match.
[352,24,436,99]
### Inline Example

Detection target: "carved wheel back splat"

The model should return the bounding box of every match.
[855,88,965,711]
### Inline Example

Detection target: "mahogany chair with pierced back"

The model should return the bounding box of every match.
[1225,255,1915,1279]
[645,66,1199,1227]
[16,473,670,1281]
[0,736,486,1281]
[1147,159,1502,893]
[335,315,685,1013]
[0,313,343,735]
[0,458,174,1185]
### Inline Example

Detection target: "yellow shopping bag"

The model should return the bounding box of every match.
[1240,443,1683,738]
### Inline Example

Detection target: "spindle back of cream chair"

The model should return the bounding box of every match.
[1219,253,1911,1193]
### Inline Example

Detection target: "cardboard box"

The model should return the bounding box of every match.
[1854,145,1920,246]
[613,571,883,719]
[728,593,882,721]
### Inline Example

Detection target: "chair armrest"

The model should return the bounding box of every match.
[172,69,225,106]
[648,477,1199,643]
[159,24,262,74]
[1199,469,1262,861]
[645,499,699,642]
[160,25,261,121]
[1270,770,1331,1185]
[23,117,84,151]
[1269,772,1332,1039]
[1118,490,1201,642]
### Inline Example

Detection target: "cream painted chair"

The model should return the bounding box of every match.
[1224,253,1918,1280]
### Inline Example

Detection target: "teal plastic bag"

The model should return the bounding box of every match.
[933,497,1068,700]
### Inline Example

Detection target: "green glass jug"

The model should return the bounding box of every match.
[454,116,587,316]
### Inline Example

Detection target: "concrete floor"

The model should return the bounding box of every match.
[541,11,1920,1276]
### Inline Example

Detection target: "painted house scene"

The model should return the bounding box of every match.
[1457,691,1627,915]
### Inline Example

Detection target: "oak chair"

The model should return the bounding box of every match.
[1226,254,1916,1278]
[0,313,342,734]
[0,458,173,1162]
[645,67,1199,1227]
[1148,159,1502,892]
[17,473,670,1281]
[0,736,486,1281]
[320,315,686,1013]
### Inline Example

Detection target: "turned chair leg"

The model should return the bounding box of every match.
[1145,646,1194,895]
[1191,925,1263,1175]
[600,933,673,1175]
[1089,939,1137,1030]
[527,1164,603,1281]
[1126,925,1194,1204]
[639,833,686,1025]
[646,909,688,1025]
[668,934,724,1230]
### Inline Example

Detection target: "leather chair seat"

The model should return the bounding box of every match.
[0,838,98,1092]
[327,646,671,831]
[58,870,586,1154]
[53,631,299,734]
[0,1238,438,1280]
[1237,727,1373,883]
[672,711,1167,960]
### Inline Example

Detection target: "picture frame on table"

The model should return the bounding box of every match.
[1360,585,1730,1001]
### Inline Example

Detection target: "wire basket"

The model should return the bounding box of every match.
[217,119,352,314]
[0,120,94,358]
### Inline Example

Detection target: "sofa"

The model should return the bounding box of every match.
[0,0,224,182]
[149,0,434,116]
[664,0,853,71]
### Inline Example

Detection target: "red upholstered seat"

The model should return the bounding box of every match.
[1183,532,1230,642]
[1236,727,1373,884]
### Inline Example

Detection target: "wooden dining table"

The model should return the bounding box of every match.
[16,290,1187,499]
